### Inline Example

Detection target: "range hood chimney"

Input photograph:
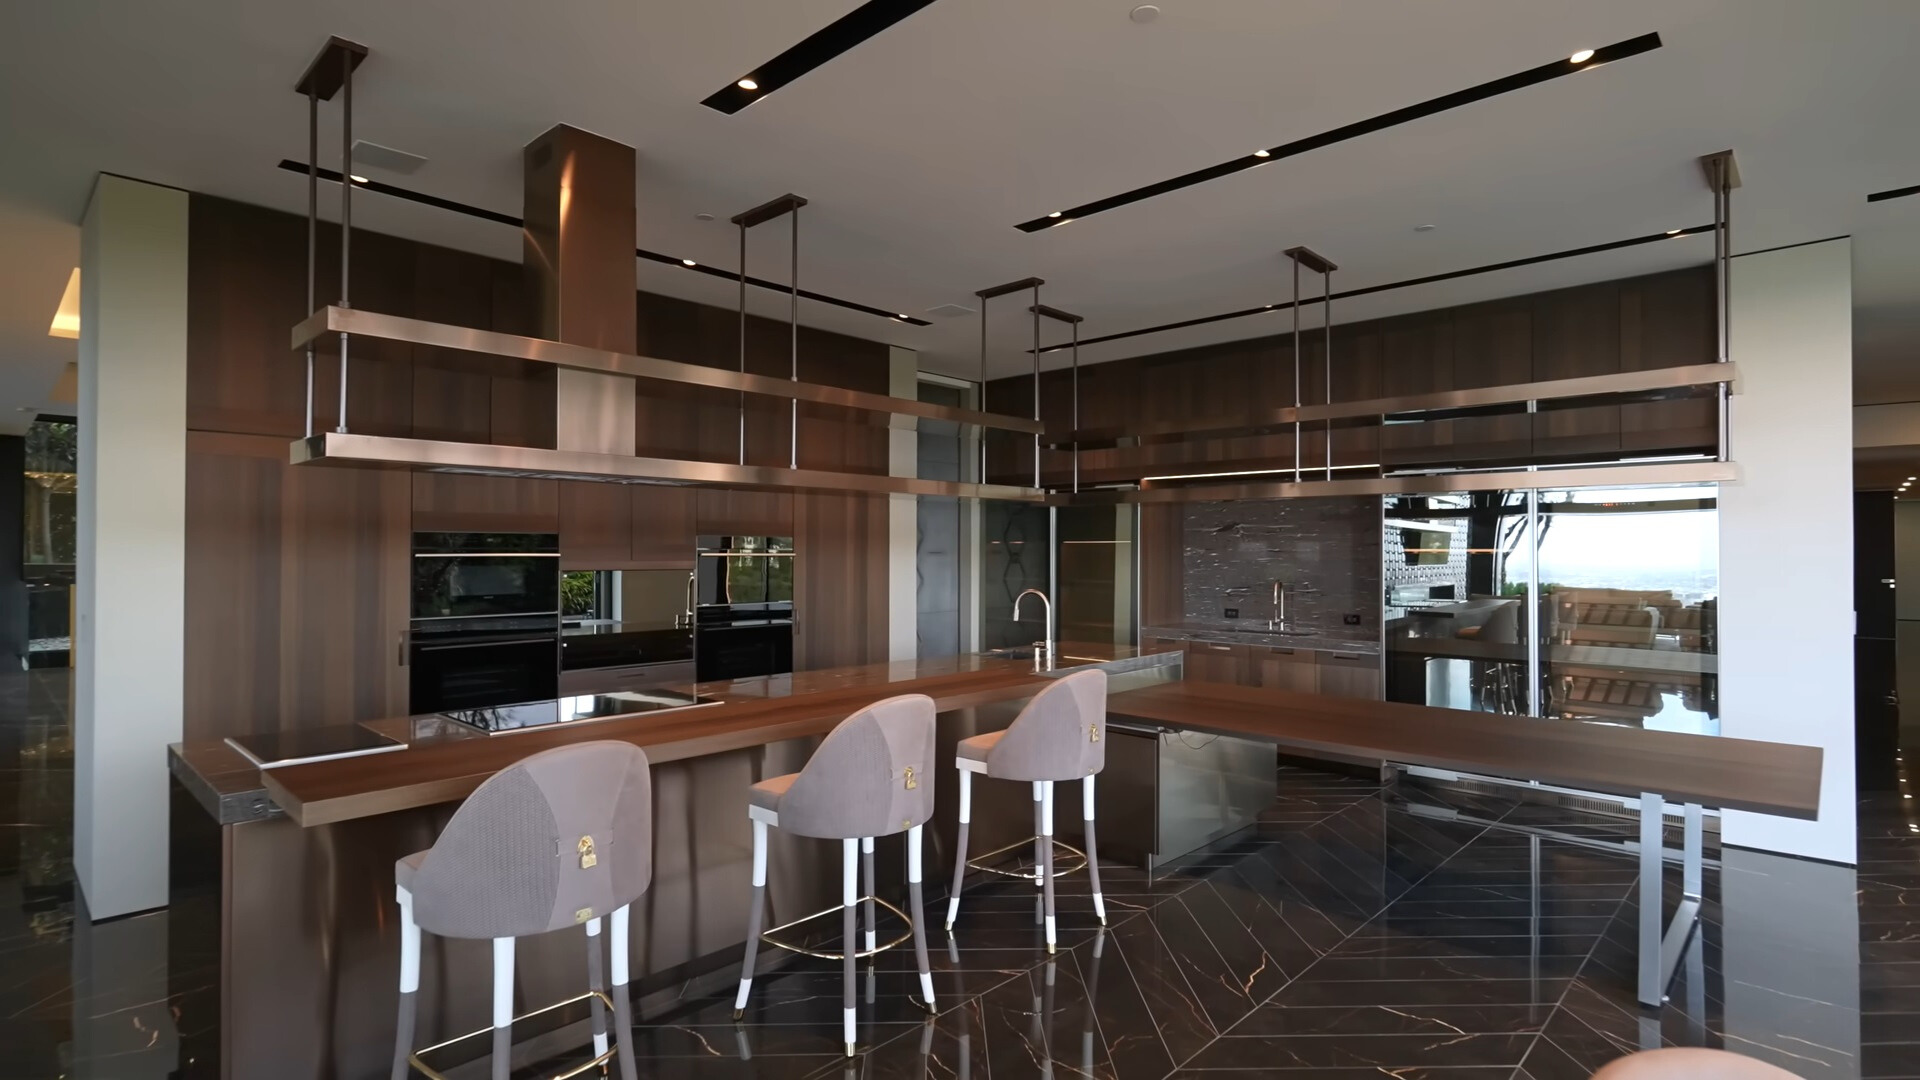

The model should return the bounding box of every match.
[522,123,638,456]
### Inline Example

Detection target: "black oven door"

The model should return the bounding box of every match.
[695,623,794,682]
[412,554,561,620]
[409,631,561,714]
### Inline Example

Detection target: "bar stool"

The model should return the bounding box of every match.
[944,669,1108,952]
[391,741,651,1080]
[733,694,939,1057]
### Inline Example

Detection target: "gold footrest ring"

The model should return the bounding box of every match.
[409,990,616,1080]
[965,837,1087,880]
[760,895,916,960]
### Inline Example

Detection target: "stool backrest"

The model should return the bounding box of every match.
[1590,1049,1803,1080]
[778,694,936,840]
[411,741,653,940]
[987,669,1108,782]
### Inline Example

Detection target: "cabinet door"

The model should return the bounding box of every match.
[1532,281,1621,457]
[1619,267,1717,454]
[630,487,696,569]
[1318,652,1382,700]
[559,481,633,568]
[1184,641,1249,685]
[1253,647,1318,693]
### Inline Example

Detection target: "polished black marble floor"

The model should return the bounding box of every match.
[3,665,1919,1079]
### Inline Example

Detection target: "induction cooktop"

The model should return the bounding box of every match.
[440,690,719,735]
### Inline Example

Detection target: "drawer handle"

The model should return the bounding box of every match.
[1331,653,1364,661]
[1202,644,1231,652]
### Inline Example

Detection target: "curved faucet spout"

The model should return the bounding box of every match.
[1012,588,1056,673]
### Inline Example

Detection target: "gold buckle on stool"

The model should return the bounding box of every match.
[408,990,616,1080]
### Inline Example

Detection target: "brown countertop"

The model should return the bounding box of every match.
[174,644,1173,829]
[1108,681,1821,819]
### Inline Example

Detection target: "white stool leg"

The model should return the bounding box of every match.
[842,837,858,1057]
[1083,775,1106,926]
[490,937,514,1080]
[906,824,936,1010]
[1032,782,1045,889]
[610,904,637,1080]
[945,770,971,932]
[735,818,769,1019]
[862,836,877,954]
[391,886,421,1080]
[1041,781,1057,953]
[584,918,608,1059]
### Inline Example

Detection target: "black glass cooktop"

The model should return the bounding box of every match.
[440,690,717,735]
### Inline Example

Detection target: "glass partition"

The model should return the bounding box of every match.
[1384,483,1719,732]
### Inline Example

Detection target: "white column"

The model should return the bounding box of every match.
[887,345,919,662]
[74,174,188,919]
[1719,236,1856,864]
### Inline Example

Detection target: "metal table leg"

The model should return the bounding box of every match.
[1638,794,1706,1008]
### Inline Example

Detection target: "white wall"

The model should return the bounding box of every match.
[75,175,188,919]
[887,346,918,662]
[1719,237,1856,864]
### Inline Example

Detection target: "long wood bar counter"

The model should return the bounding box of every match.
[1108,680,1824,1008]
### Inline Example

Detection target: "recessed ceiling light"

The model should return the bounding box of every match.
[737,78,759,91]
[695,212,716,222]
[1048,211,1063,218]
[1130,5,1161,24]
[1570,49,1596,64]
[1413,224,1437,232]
[47,267,80,339]
[682,259,697,266]
[1666,229,1683,235]
[350,174,370,184]
[1254,149,1272,159]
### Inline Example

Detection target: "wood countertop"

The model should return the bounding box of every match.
[1107,681,1820,819]
[236,649,1154,828]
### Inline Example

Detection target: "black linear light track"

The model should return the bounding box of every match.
[1868,182,1920,204]
[275,160,930,325]
[1035,223,1714,353]
[1015,32,1664,233]
[702,0,942,115]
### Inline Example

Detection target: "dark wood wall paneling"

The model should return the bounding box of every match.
[185,194,893,740]
[987,267,1716,487]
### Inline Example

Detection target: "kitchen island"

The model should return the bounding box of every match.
[167,647,1178,1080]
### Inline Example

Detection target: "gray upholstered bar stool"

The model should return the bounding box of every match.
[733,693,938,1057]
[391,741,651,1080]
[944,669,1108,953]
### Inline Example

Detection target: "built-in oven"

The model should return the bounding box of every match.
[408,533,563,713]
[412,532,562,621]
[694,535,795,681]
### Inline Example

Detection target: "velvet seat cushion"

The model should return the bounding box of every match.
[955,730,1003,763]
[748,773,797,814]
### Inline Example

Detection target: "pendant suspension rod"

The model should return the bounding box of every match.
[973,277,1046,489]
[336,50,352,434]
[738,221,747,465]
[979,302,988,485]
[1324,267,1334,481]
[1292,258,1301,483]
[1031,282,1041,491]
[790,204,800,470]
[1699,150,1739,464]
[1032,303,1085,495]
[1283,247,1340,482]
[304,86,317,439]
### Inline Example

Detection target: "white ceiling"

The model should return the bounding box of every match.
[2,0,1918,427]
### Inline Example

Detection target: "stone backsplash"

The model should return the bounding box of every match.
[1180,497,1381,641]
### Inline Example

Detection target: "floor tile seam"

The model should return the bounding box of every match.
[1201,813,1502,1045]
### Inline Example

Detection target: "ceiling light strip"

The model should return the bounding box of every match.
[702,0,943,114]
[1867,182,1920,204]
[1014,32,1663,232]
[273,161,930,325]
[1035,223,1714,353]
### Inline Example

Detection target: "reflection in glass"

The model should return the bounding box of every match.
[1384,492,1531,713]
[1521,486,1718,734]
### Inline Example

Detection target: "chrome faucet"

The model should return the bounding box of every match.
[1269,580,1287,631]
[1013,588,1055,673]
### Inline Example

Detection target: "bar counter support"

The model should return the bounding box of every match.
[1636,792,1706,1008]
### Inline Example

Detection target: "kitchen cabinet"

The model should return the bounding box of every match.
[1532,281,1622,458]
[630,486,697,568]
[1184,641,1250,685]
[1253,646,1318,693]
[1618,267,1716,454]
[412,472,560,534]
[559,481,633,568]
[1318,652,1383,700]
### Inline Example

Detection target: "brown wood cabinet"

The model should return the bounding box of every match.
[412,473,560,535]
[1184,641,1251,685]
[1253,646,1318,693]
[1318,652,1383,700]
[630,487,697,568]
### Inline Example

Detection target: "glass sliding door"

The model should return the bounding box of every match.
[1383,491,1532,713]
[1520,485,1719,733]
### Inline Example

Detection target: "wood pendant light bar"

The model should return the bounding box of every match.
[289,305,1044,435]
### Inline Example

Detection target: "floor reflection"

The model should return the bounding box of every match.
[3,669,1918,1078]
